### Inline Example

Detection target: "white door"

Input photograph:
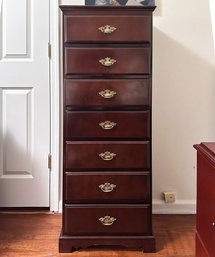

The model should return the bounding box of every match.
[0,0,50,207]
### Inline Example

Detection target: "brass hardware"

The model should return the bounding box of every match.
[99,25,116,34]
[99,121,117,130]
[48,42,51,59]
[99,89,117,99]
[99,182,116,193]
[99,216,116,226]
[99,57,116,67]
[99,151,116,161]
[48,154,52,170]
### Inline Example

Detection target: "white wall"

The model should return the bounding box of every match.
[59,0,215,213]
[153,0,215,213]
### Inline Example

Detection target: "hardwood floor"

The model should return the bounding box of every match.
[0,213,195,257]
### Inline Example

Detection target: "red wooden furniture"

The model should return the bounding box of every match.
[194,143,215,257]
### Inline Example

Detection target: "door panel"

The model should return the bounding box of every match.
[0,0,50,207]
[1,0,31,59]
[1,88,33,175]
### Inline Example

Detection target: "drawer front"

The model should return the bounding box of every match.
[64,205,150,235]
[65,111,150,139]
[65,48,151,75]
[65,141,150,170]
[65,172,150,203]
[64,15,151,43]
[65,79,151,108]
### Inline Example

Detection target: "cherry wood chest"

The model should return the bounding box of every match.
[59,5,156,253]
[194,143,215,257]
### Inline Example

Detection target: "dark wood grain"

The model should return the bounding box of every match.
[65,48,151,75]
[65,79,151,108]
[63,205,150,235]
[65,111,150,139]
[64,15,151,43]
[65,141,150,170]
[64,171,150,203]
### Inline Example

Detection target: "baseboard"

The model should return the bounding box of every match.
[152,199,196,214]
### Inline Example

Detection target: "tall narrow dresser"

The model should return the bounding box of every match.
[59,5,156,253]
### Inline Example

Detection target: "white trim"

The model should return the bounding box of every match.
[59,199,63,213]
[209,0,215,52]
[152,199,196,214]
[49,0,60,212]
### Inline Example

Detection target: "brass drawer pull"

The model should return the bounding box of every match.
[99,216,116,226]
[99,182,116,193]
[99,151,116,161]
[99,57,116,67]
[99,25,116,34]
[99,121,117,130]
[99,89,117,99]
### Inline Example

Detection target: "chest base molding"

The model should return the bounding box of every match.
[59,233,156,253]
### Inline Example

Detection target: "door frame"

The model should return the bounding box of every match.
[49,0,61,212]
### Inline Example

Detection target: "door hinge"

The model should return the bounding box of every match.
[48,42,51,59]
[48,154,52,170]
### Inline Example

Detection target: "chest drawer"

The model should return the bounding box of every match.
[65,172,150,203]
[65,141,150,170]
[65,79,151,108]
[65,111,150,139]
[65,47,151,75]
[64,15,151,43]
[64,204,150,235]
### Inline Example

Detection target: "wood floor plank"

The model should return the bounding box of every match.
[0,213,195,257]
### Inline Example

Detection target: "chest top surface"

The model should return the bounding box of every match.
[194,142,215,166]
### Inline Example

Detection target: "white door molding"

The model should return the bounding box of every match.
[49,0,61,212]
